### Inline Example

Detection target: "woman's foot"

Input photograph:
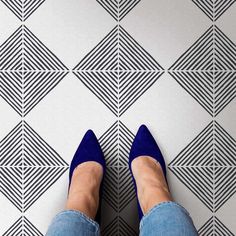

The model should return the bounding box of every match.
[131,156,172,214]
[66,129,106,221]
[66,161,103,220]
[129,125,171,219]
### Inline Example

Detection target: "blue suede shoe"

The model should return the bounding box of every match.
[68,129,106,224]
[129,124,167,221]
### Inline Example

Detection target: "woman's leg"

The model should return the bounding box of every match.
[131,156,198,236]
[46,210,100,236]
[139,202,198,236]
[46,162,102,236]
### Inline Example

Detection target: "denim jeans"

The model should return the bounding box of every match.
[46,201,198,236]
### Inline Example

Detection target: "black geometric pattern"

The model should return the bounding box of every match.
[1,0,46,21]
[102,216,137,236]
[0,25,68,116]
[192,0,236,21]
[97,0,141,21]
[99,120,134,166]
[169,25,236,117]
[73,25,164,117]
[102,167,135,212]
[3,216,43,236]
[169,121,236,212]
[0,121,68,212]
[198,216,234,235]
[99,121,136,230]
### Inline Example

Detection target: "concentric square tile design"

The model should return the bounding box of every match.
[168,25,236,117]
[0,26,69,117]
[169,120,236,212]
[0,0,236,235]
[73,25,164,117]
[0,121,68,212]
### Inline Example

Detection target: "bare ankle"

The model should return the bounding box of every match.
[66,162,103,220]
[66,192,98,219]
[138,184,172,214]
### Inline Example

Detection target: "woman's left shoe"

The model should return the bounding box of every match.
[68,129,106,223]
[129,124,167,221]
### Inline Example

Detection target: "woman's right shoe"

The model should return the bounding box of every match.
[68,129,106,224]
[129,124,167,221]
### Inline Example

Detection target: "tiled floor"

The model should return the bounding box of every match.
[0,0,236,235]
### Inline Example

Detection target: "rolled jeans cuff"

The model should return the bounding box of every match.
[140,201,198,236]
[46,209,100,236]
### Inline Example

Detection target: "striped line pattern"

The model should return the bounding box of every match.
[198,216,234,235]
[1,0,46,21]
[99,121,137,233]
[169,121,236,212]
[3,216,42,236]
[0,121,68,212]
[169,25,236,117]
[100,121,135,211]
[102,167,135,212]
[99,120,134,166]
[192,0,236,21]
[102,216,137,236]
[0,25,68,116]
[97,0,140,21]
[73,25,164,117]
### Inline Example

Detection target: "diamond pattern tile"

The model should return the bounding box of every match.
[73,25,164,117]
[0,25,69,116]
[169,121,236,212]
[0,121,68,212]
[169,25,236,117]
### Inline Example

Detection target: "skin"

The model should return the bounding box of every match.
[65,162,103,219]
[66,156,172,219]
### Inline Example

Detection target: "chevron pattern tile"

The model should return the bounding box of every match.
[2,216,43,236]
[192,0,236,21]
[169,25,236,117]
[0,25,68,117]
[99,121,136,231]
[102,216,137,236]
[169,121,236,212]
[1,0,46,21]
[97,0,141,21]
[99,120,134,166]
[73,25,164,117]
[198,216,234,235]
[0,121,68,212]
[102,167,135,212]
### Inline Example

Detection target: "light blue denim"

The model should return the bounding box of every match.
[46,201,198,236]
